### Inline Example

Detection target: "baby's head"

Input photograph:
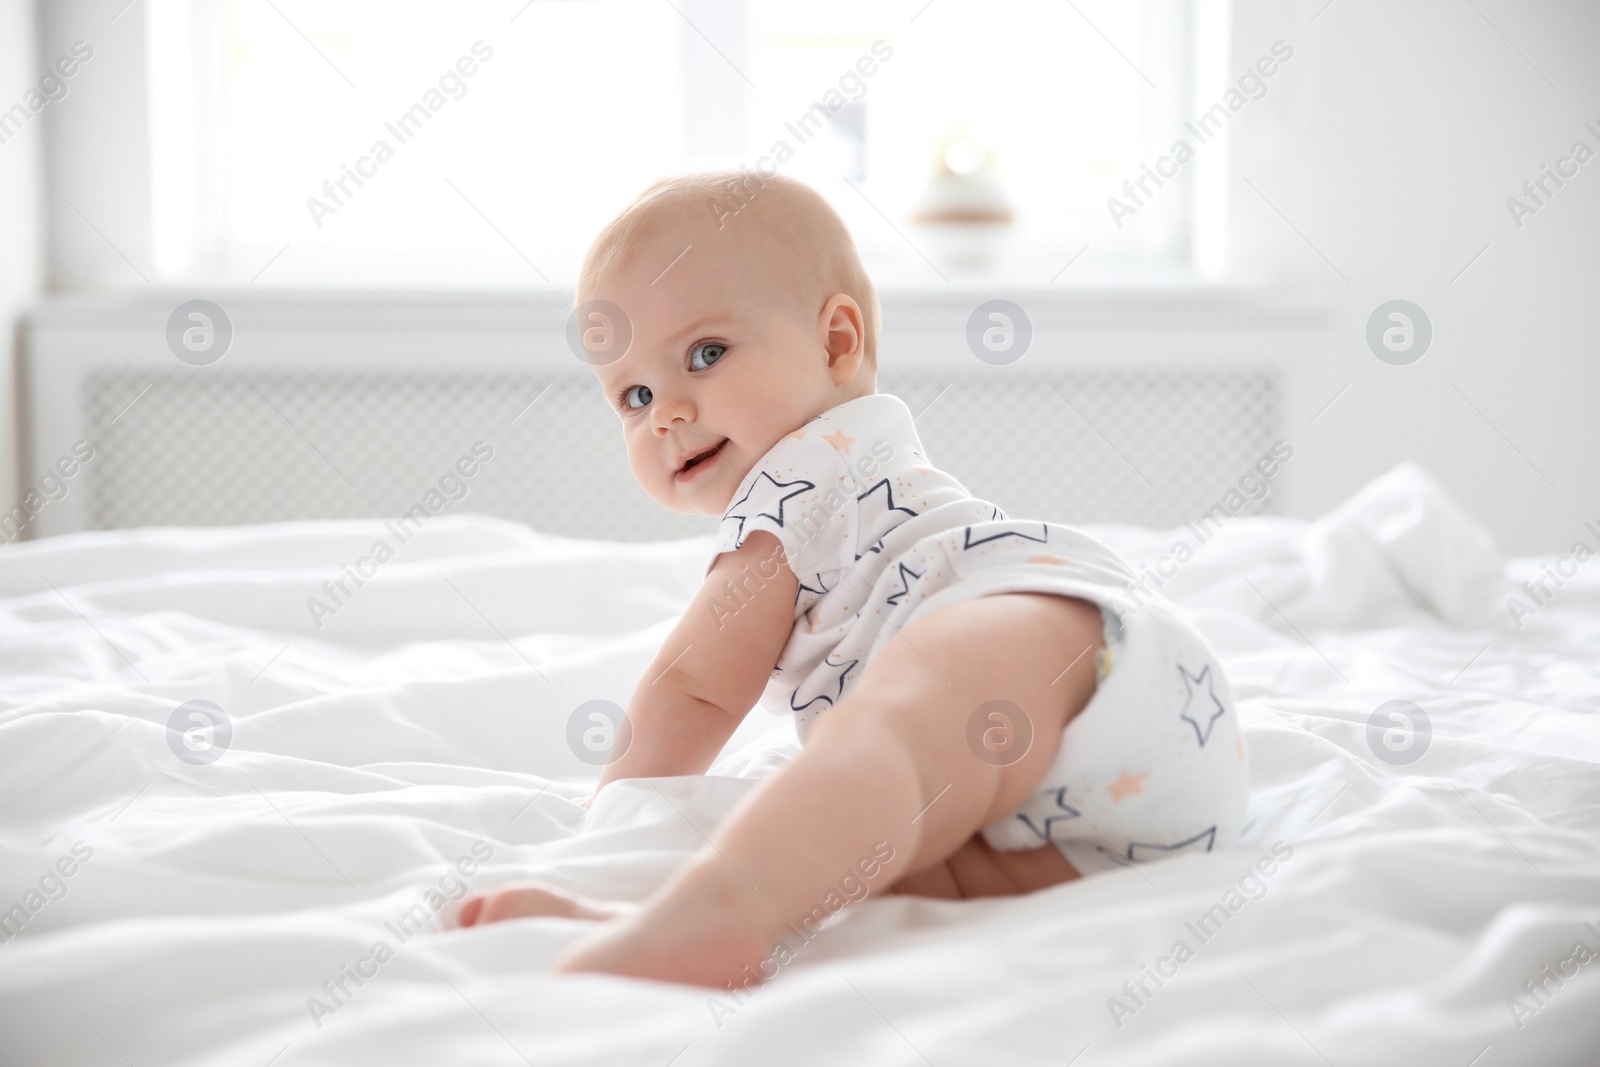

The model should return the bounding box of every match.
[576,170,880,516]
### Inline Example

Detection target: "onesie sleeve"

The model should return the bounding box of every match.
[709,428,857,589]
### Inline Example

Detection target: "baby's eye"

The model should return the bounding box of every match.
[622,384,653,409]
[689,341,727,371]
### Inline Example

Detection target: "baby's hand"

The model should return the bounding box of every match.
[575,792,595,811]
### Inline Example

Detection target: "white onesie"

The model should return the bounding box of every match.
[708,393,1248,875]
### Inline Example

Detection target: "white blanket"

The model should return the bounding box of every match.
[2,462,1597,1066]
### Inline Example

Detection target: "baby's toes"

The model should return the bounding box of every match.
[458,894,489,926]
[460,885,560,926]
[459,883,620,927]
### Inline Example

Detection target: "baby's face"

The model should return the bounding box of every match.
[586,214,863,516]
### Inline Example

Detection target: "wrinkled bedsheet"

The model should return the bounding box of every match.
[1,461,1597,1066]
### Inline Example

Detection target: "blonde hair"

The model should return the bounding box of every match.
[577,170,881,365]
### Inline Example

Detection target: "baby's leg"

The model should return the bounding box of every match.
[549,592,1104,987]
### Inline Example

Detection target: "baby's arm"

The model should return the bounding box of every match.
[588,531,798,798]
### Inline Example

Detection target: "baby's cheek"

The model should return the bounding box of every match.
[625,441,662,496]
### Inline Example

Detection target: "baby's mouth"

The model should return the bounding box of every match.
[676,439,728,480]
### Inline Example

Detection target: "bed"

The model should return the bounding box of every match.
[1,460,1597,1066]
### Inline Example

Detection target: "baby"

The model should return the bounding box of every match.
[458,171,1248,988]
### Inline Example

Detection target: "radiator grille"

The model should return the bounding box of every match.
[886,369,1282,529]
[82,368,1280,539]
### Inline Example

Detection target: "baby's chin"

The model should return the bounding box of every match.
[690,478,742,516]
[648,474,738,517]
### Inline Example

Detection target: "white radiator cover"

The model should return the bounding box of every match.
[22,289,1332,541]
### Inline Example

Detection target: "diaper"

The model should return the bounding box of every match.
[977,595,1250,876]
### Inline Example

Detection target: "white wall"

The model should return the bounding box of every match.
[37,0,151,289]
[0,0,43,514]
[1226,0,1600,554]
[3,0,146,517]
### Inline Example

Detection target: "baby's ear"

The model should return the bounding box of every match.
[820,294,866,383]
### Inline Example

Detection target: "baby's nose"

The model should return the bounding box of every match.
[652,395,696,432]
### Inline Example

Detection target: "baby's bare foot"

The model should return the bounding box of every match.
[458,882,631,927]
[549,858,782,988]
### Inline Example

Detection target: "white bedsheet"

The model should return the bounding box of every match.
[1,462,1597,1066]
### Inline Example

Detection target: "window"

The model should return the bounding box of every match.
[140,0,1208,287]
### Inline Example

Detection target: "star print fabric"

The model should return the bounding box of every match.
[978,594,1250,875]
[710,394,1248,871]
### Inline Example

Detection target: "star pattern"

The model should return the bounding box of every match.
[1178,663,1226,747]
[961,522,1049,550]
[1127,825,1217,863]
[853,478,917,561]
[730,397,1235,883]
[797,571,834,598]
[854,536,886,562]
[789,651,859,712]
[720,471,817,548]
[885,561,923,606]
[1014,787,1083,841]
[1088,844,1136,869]
[1107,769,1149,802]
[856,478,918,527]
